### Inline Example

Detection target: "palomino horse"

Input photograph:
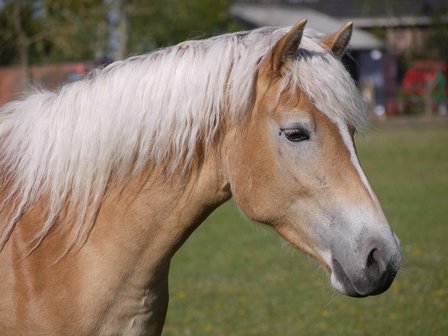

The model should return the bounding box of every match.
[0,20,402,335]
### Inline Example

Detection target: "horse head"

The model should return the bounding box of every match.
[224,20,402,297]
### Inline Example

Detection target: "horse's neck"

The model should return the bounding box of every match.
[0,151,231,335]
[93,156,231,269]
[88,151,230,326]
[89,158,230,334]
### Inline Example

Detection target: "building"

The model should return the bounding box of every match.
[231,0,448,115]
[0,63,90,106]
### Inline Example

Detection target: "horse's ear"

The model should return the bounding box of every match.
[272,19,307,72]
[321,22,353,58]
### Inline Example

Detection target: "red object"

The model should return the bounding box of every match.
[0,63,88,106]
[400,60,447,97]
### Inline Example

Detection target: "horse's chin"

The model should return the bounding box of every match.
[330,271,366,298]
[329,257,371,298]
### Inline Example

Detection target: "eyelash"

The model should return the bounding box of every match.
[279,128,310,142]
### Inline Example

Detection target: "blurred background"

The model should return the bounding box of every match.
[1,1,447,335]
[1,0,448,119]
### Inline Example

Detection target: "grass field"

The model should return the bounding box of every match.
[163,121,448,336]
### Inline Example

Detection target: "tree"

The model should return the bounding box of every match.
[418,9,448,66]
[0,0,242,73]
[126,0,241,55]
[0,0,109,68]
[0,0,42,84]
[36,0,108,62]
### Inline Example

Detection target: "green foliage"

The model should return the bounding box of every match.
[165,122,448,335]
[0,0,44,65]
[41,0,108,62]
[126,0,243,54]
[0,0,107,65]
[422,13,448,66]
[410,6,448,65]
[0,0,242,65]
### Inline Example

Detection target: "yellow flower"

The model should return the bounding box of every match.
[203,323,213,332]
[411,247,422,257]
[433,288,446,297]
[177,290,187,300]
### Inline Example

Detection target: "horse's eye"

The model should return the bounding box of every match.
[282,128,310,142]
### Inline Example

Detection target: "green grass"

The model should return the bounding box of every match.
[163,122,448,335]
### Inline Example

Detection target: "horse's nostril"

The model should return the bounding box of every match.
[366,248,378,268]
[331,243,400,297]
[365,247,384,280]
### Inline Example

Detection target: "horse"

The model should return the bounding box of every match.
[0,20,402,335]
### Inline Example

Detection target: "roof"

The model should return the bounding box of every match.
[287,0,447,18]
[234,0,448,28]
[231,4,385,50]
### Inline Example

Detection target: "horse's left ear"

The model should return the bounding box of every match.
[272,19,307,72]
[321,22,353,58]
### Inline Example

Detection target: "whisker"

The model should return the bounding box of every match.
[326,291,342,306]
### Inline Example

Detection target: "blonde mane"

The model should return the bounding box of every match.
[0,26,367,252]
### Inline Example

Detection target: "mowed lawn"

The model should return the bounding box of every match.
[163,121,448,336]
